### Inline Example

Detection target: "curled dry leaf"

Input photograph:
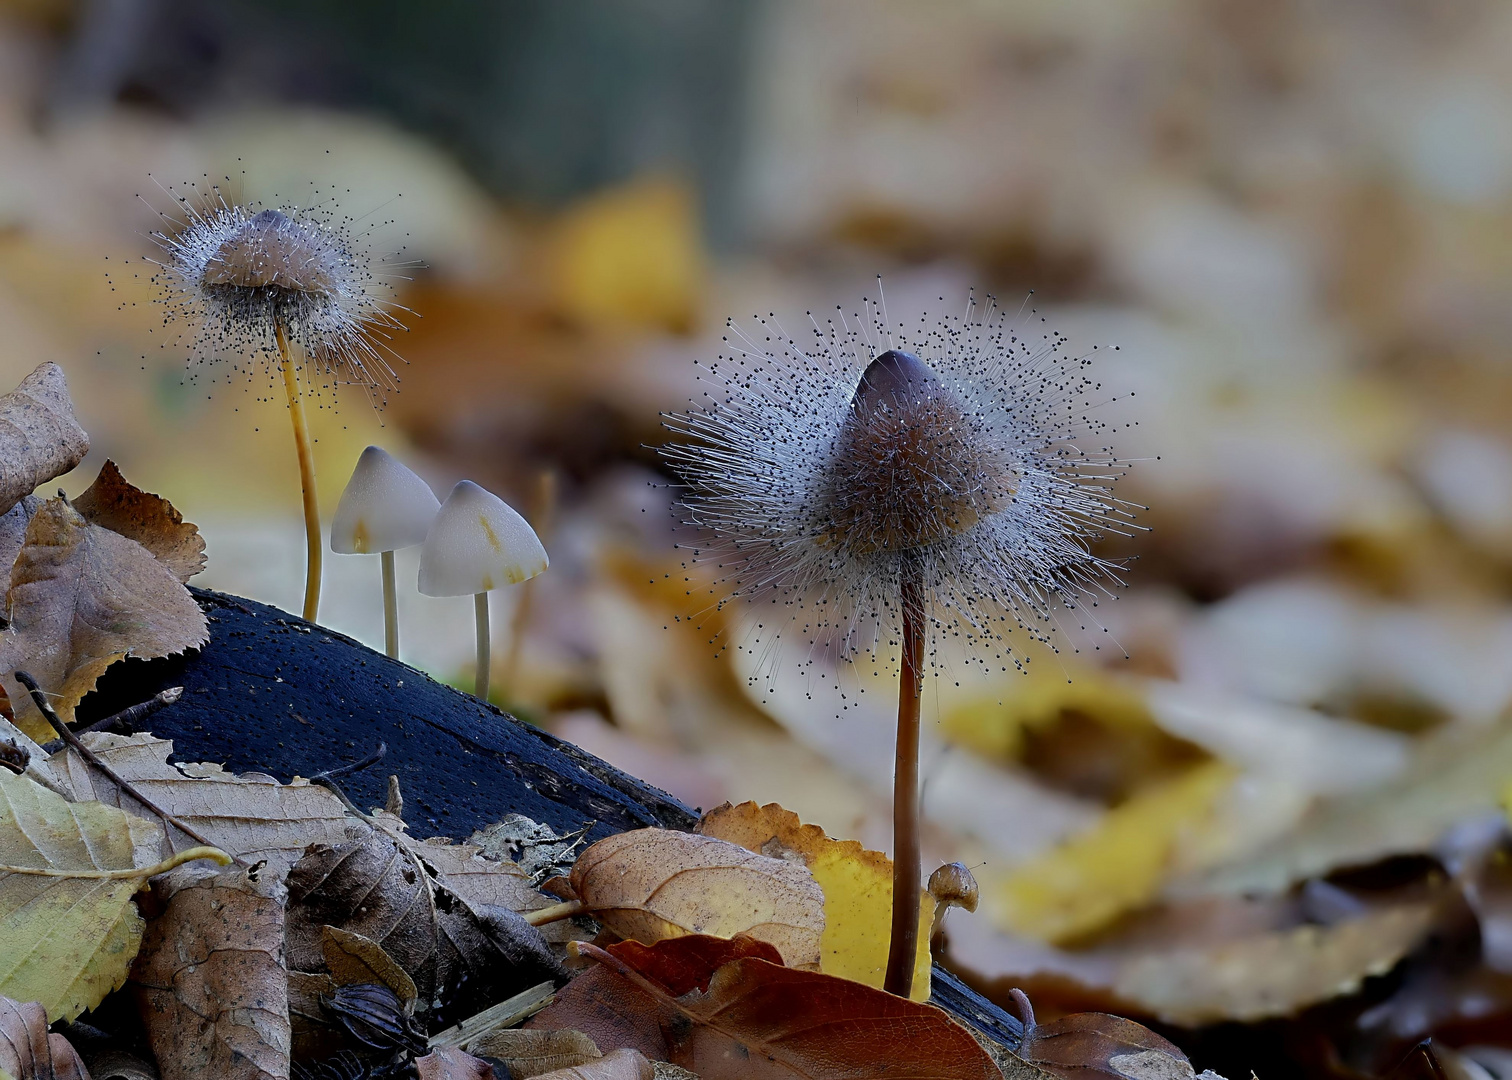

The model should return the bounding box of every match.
[48,733,351,876]
[74,461,207,583]
[468,1029,601,1079]
[0,993,90,1080]
[1111,902,1439,1026]
[533,1048,654,1080]
[698,801,934,998]
[414,1047,494,1080]
[1,771,167,1021]
[1018,1012,1228,1080]
[0,363,89,518]
[569,828,824,969]
[321,926,418,1009]
[531,938,1001,1080]
[286,829,440,997]
[132,865,290,1080]
[0,500,208,741]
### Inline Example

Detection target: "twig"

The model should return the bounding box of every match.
[74,686,184,737]
[311,741,387,783]
[13,670,239,863]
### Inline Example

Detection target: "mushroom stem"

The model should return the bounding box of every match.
[381,549,399,659]
[474,591,491,700]
[276,321,322,623]
[884,568,925,998]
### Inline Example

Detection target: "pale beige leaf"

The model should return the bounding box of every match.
[415,1048,494,1080]
[0,500,208,740]
[534,1050,654,1080]
[569,829,825,969]
[468,1029,601,1078]
[48,733,352,876]
[321,925,418,1007]
[131,865,290,1080]
[0,364,88,518]
[1112,902,1437,1025]
[74,461,206,583]
[0,994,90,1080]
[0,771,165,1021]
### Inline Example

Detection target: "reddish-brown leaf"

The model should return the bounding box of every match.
[415,1047,494,1080]
[0,993,90,1080]
[1020,1013,1193,1080]
[607,934,783,996]
[532,942,1001,1080]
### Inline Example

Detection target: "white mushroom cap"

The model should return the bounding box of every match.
[331,446,441,554]
[418,480,548,596]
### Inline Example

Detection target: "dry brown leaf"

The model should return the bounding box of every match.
[0,364,89,518]
[0,500,208,741]
[469,1029,601,1078]
[414,1047,495,1080]
[402,835,576,943]
[321,925,418,1008]
[285,829,440,998]
[531,939,1001,1080]
[0,994,90,1080]
[48,733,351,875]
[533,1049,654,1080]
[568,829,825,969]
[131,865,290,1080]
[74,461,206,583]
[1019,1013,1199,1080]
[0,498,39,586]
[1111,902,1438,1025]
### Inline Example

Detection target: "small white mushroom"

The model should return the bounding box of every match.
[331,446,441,660]
[418,480,548,700]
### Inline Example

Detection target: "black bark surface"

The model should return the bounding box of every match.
[76,587,1024,1049]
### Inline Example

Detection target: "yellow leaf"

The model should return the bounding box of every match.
[568,828,824,969]
[545,177,703,334]
[0,771,225,1020]
[697,801,935,1001]
[987,761,1235,944]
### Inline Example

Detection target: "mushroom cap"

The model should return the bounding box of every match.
[417,480,548,597]
[331,446,441,554]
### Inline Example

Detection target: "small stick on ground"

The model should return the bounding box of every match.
[14,670,237,861]
[70,686,184,738]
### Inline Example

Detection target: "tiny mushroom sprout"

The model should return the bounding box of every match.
[418,480,547,701]
[331,446,441,660]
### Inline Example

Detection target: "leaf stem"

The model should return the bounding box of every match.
[522,899,584,926]
[277,320,322,623]
[884,569,925,998]
[0,845,230,879]
[381,549,399,659]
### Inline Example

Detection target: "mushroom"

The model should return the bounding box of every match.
[418,480,548,700]
[331,446,441,660]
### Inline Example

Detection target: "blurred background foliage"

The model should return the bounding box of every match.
[5,2,1512,1076]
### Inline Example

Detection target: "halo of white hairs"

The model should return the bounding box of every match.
[142,175,413,406]
[660,287,1145,690]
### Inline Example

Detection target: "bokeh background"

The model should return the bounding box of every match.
[5,2,1512,1075]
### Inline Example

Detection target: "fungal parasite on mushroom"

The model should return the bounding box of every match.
[147,186,409,623]
[660,287,1141,996]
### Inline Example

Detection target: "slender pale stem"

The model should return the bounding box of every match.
[475,591,491,701]
[884,569,926,998]
[276,322,321,623]
[381,550,399,659]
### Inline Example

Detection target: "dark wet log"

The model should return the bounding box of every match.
[78,587,1024,1049]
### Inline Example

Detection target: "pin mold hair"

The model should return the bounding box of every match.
[660,289,1144,680]
[145,181,411,403]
